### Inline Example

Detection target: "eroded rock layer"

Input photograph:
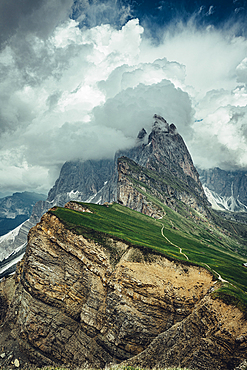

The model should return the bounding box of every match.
[117,156,209,219]
[0,206,246,369]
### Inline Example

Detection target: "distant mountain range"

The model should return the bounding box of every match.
[199,167,247,212]
[0,191,46,237]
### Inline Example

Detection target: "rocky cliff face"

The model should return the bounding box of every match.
[117,115,204,190]
[103,114,208,214]
[123,295,247,370]
[117,156,209,219]
[0,202,246,369]
[199,167,247,212]
[47,159,114,205]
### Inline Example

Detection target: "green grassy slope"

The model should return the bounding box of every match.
[50,200,247,313]
[49,155,247,313]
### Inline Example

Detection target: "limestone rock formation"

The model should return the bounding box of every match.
[198,167,247,212]
[0,203,246,369]
[102,114,208,212]
[122,295,247,370]
[117,156,209,219]
[47,159,114,205]
[117,114,204,192]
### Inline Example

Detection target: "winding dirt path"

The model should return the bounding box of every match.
[158,219,231,285]
[160,224,189,260]
[203,263,229,283]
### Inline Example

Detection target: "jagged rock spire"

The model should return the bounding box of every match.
[153,114,177,135]
[137,128,147,140]
[153,114,169,133]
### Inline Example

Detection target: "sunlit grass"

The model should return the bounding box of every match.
[50,198,247,314]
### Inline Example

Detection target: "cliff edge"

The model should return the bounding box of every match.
[0,202,246,369]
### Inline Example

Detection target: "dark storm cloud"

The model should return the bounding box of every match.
[0,0,74,48]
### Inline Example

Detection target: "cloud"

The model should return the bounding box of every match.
[72,0,132,28]
[98,57,186,99]
[93,80,193,139]
[141,23,247,97]
[0,0,74,48]
[1,1,247,195]
[191,101,247,170]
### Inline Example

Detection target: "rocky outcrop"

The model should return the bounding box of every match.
[117,156,209,219]
[0,204,246,369]
[117,115,205,194]
[47,159,114,205]
[123,295,247,370]
[198,167,247,212]
[103,115,209,213]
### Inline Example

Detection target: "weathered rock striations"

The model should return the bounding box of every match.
[123,296,247,370]
[0,203,246,369]
[117,156,209,219]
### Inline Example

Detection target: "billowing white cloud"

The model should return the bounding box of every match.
[0,0,247,195]
[140,24,247,98]
[191,99,247,170]
[93,80,193,139]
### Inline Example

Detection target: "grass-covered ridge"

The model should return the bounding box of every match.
[50,201,247,305]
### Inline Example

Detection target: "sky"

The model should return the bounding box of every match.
[0,0,247,196]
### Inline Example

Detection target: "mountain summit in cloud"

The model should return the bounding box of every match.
[0,114,211,268]
[1,0,247,196]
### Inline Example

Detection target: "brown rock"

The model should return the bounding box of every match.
[0,211,246,369]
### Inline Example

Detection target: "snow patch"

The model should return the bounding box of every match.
[0,221,26,243]
[0,252,25,275]
[203,185,247,212]
[68,190,81,199]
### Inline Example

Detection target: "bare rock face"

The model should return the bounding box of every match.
[117,156,209,219]
[117,114,204,194]
[106,114,209,218]
[47,159,114,205]
[199,167,247,213]
[123,296,247,370]
[0,206,246,369]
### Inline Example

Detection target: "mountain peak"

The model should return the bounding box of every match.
[152,114,177,135]
[137,128,147,140]
[153,114,169,132]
